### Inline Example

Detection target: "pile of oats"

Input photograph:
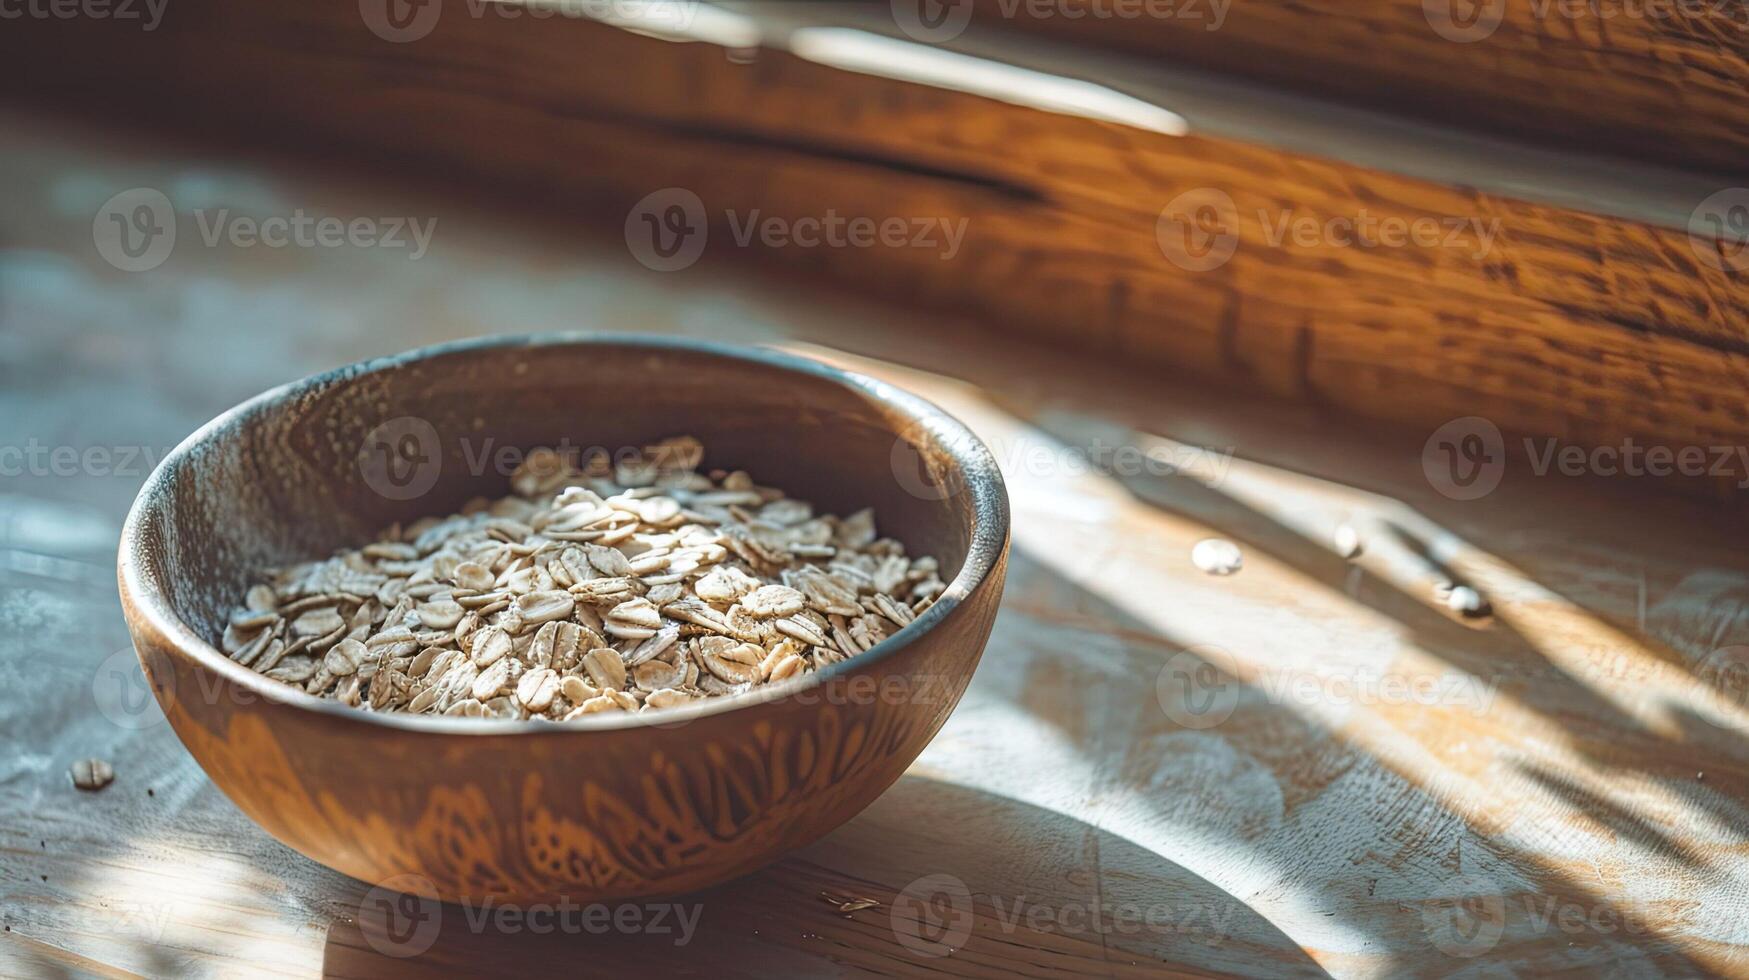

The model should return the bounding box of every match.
[220,437,945,720]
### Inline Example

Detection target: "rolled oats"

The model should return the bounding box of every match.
[70,758,115,791]
[741,584,805,619]
[581,647,628,692]
[470,626,513,667]
[515,667,560,712]
[223,438,942,720]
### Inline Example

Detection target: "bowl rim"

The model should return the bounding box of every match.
[118,332,1010,735]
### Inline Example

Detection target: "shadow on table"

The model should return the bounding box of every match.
[319,774,1324,979]
[983,419,1725,974]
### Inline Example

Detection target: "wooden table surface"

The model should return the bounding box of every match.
[4,111,1749,978]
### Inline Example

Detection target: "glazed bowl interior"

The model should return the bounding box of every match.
[125,334,1002,727]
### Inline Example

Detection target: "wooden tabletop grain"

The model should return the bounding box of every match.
[3,111,1748,978]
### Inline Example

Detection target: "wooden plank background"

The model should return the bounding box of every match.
[2,0,1747,497]
[959,0,1749,177]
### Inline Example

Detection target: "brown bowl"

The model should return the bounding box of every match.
[117,334,1008,904]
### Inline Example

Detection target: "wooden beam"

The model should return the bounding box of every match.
[2,0,1746,488]
[956,0,1749,177]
